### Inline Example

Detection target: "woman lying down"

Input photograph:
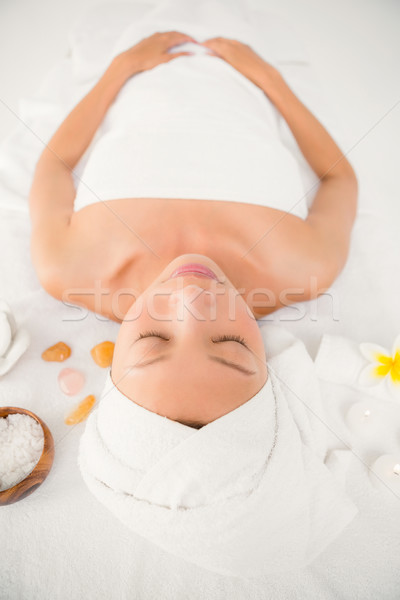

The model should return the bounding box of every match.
[28,30,359,579]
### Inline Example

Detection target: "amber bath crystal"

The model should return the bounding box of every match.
[42,341,71,362]
[65,394,96,425]
[90,341,115,368]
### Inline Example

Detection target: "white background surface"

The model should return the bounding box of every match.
[0,0,399,218]
[0,3,400,598]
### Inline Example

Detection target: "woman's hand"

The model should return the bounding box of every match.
[198,37,281,92]
[117,31,196,79]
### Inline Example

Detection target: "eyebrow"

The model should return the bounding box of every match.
[132,354,256,376]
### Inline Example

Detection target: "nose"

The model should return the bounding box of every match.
[168,284,216,314]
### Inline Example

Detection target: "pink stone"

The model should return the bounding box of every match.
[57,368,85,396]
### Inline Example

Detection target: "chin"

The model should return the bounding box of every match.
[174,252,214,263]
[171,253,222,271]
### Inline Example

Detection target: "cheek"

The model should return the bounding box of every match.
[132,292,174,322]
[234,298,257,328]
[117,293,163,340]
[112,319,139,373]
[243,299,256,320]
[111,336,126,379]
[235,306,264,353]
[113,301,161,369]
[123,295,145,321]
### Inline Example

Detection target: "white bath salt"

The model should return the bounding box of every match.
[0,413,44,492]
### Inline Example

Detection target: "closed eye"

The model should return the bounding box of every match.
[132,330,256,374]
[136,329,169,341]
[135,330,249,348]
[212,333,248,347]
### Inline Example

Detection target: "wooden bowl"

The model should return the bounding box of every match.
[0,406,55,506]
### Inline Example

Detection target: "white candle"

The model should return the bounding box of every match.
[370,454,400,495]
[345,401,386,437]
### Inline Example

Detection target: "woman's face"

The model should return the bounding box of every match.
[111,254,268,427]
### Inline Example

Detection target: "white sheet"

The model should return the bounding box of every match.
[1,2,400,598]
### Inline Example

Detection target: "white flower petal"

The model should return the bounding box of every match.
[0,312,12,357]
[358,363,389,386]
[386,371,400,399]
[391,334,400,358]
[0,327,30,376]
[359,342,391,363]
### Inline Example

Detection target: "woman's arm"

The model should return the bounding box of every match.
[260,67,356,181]
[201,38,358,285]
[28,31,194,292]
[29,55,129,230]
[28,56,130,289]
[258,66,358,277]
[29,30,195,232]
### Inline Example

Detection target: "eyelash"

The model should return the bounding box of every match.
[214,333,248,347]
[136,330,248,347]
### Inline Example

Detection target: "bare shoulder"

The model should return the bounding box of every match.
[254,214,343,304]
[31,220,84,299]
[252,170,357,307]
[35,210,136,302]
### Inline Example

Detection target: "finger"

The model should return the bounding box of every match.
[162,51,193,62]
[164,31,197,44]
[199,39,220,51]
[199,41,220,56]
[202,37,224,44]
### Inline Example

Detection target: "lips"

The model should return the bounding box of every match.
[168,263,218,281]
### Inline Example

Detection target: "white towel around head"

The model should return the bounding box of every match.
[78,324,358,580]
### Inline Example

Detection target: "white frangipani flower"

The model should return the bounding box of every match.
[359,335,400,398]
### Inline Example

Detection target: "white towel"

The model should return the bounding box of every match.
[78,324,358,581]
[72,0,309,217]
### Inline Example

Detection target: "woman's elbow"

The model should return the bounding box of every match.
[344,166,359,221]
[306,242,352,299]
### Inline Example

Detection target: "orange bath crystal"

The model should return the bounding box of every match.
[42,341,71,362]
[65,394,96,426]
[90,341,115,368]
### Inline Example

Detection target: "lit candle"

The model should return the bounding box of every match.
[345,401,385,437]
[370,454,400,495]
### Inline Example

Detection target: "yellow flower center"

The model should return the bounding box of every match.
[391,351,400,384]
[375,351,400,384]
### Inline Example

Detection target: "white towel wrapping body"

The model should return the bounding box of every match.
[73,0,309,218]
[78,324,358,580]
